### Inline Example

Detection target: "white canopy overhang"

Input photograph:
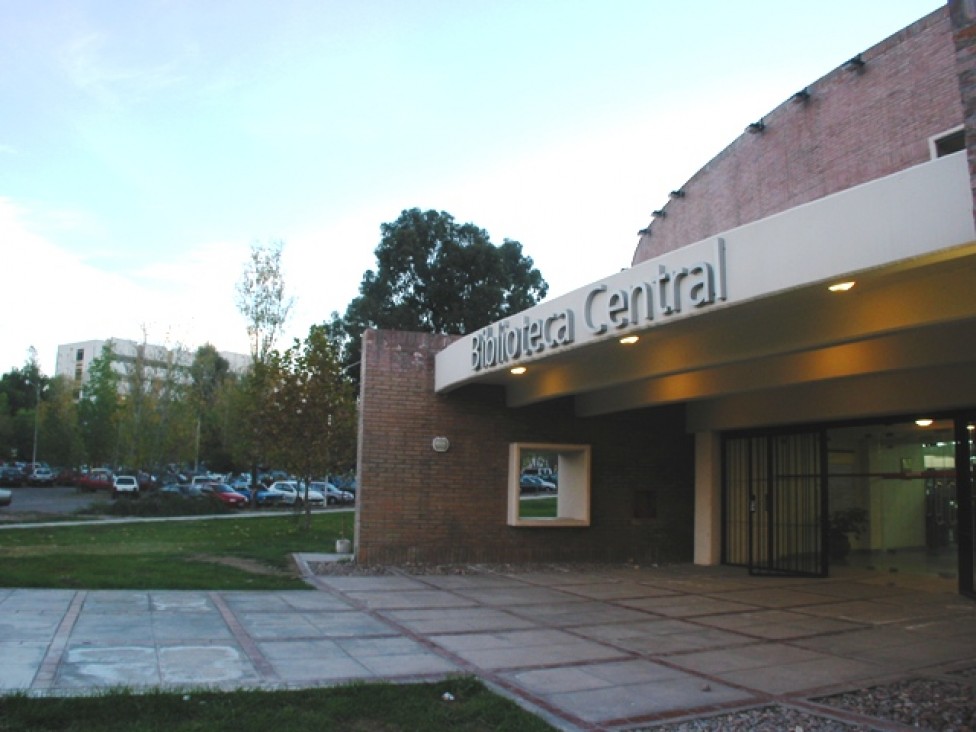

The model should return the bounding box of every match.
[435,152,976,430]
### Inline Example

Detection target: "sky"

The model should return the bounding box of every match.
[0,0,944,375]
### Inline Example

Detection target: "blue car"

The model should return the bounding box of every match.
[249,486,283,507]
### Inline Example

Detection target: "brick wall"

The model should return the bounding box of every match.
[634,7,963,263]
[356,329,695,566]
[950,0,976,216]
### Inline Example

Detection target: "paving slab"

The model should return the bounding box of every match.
[0,642,50,689]
[1,562,974,732]
[385,606,537,634]
[618,594,760,617]
[429,628,629,670]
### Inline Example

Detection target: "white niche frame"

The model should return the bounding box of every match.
[507,443,592,527]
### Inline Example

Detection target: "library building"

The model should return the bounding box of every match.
[354,4,976,598]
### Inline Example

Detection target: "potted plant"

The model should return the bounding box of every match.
[828,507,868,561]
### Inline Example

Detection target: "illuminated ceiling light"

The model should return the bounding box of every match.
[828,281,855,292]
[510,366,527,375]
[619,335,639,345]
[915,418,934,427]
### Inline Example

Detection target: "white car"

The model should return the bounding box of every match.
[266,481,325,506]
[113,475,139,497]
[311,481,354,505]
[28,467,56,486]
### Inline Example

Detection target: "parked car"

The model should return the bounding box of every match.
[0,467,25,487]
[28,467,56,486]
[229,474,253,492]
[311,481,354,505]
[112,475,140,497]
[76,469,114,492]
[199,483,248,507]
[249,486,284,507]
[519,475,557,493]
[0,487,11,507]
[266,480,325,506]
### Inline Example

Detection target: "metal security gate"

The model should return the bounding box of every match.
[724,431,827,577]
[959,413,976,599]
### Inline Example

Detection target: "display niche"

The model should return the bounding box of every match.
[507,443,591,527]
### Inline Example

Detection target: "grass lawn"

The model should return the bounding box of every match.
[0,678,556,731]
[0,510,560,731]
[519,496,557,518]
[0,512,352,590]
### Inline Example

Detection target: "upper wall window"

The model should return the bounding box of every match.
[930,126,965,159]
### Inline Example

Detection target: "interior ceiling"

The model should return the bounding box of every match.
[829,419,956,448]
[479,243,976,417]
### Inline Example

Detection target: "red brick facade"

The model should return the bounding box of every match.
[951,0,976,214]
[356,329,694,565]
[634,7,963,262]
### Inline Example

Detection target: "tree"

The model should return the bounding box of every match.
[332,208,548,373]
[188,344,233,471]
[236,240,294,365]
[77,343,120,468]
[264,325,357,528]
[0,354,47,463]
[38,376,84,468]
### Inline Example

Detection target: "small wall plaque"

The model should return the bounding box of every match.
[432,436,450,453]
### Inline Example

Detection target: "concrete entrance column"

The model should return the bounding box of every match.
[694,431,722,565]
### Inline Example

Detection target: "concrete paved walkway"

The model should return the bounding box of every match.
[2,561,975,731]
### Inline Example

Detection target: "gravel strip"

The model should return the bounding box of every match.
[310,560,650,576]
[814,677,976,731]
[638,705,871,731]
[952,665,976,679]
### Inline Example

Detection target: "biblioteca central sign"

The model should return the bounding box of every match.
[471,239,728,372]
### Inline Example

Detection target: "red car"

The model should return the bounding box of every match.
[76,469,114,492]
[199,483,248,507]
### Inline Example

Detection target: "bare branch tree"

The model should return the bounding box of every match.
[236,240,294,364]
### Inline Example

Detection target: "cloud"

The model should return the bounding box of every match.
[0,199,251,375]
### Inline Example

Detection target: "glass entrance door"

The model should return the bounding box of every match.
[827,419,959,579]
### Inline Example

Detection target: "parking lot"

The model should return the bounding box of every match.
[0,485,108,519]
[0,485,351,523]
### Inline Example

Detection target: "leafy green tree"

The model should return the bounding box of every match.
[264,326,357,527]
[332,208,548,374]
[236,239,294,365]
[189,344,233,471]
[38,376,84,468]
[0,357,47,462]
[150,345,196,471]
[77,343,120,467]
[221,361,272,483]
[0,393,13,460]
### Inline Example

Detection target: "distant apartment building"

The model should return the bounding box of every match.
[55,339,250,398]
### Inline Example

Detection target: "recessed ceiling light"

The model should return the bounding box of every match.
[510,366,527,375]
[828,281,855,292]
[619,335,639,345]
[915,418,933,427]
